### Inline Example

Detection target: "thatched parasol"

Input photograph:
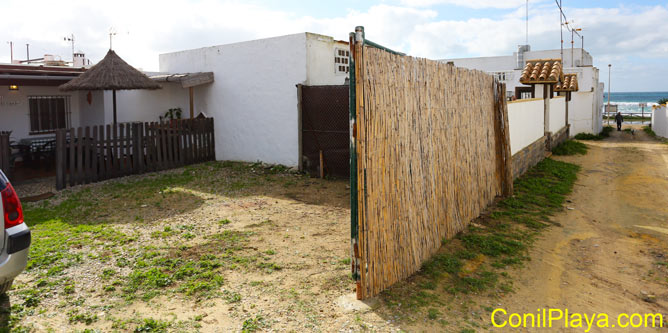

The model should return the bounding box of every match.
[60,50,161,123]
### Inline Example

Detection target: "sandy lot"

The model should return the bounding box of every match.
[5,125,668,332]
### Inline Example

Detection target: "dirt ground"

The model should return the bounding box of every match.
[6,124,668,332]
[497,125,668,331]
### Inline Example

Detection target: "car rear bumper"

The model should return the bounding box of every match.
[0,224,30,292]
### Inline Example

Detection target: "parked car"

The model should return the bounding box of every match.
[0,169,31,293]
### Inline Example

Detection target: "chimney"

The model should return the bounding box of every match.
[516,44,530,69]
[73,52,87,67]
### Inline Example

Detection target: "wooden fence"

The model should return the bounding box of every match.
[55,118,214,190]
[349,28,512,299]
[0,133,10,177]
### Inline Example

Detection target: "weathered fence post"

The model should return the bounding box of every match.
[55,130,65,190]
[132,123,143,174]
[494,81,514,197]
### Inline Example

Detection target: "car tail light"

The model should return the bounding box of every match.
[1,183,24,229]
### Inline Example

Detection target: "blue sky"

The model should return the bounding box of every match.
[0,0,666,91]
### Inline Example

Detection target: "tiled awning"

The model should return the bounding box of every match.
[519,59,563,84]
[555,73,578,92]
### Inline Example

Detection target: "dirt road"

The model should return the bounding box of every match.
[498,126,668,331]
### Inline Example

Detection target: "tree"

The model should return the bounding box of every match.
[658,98,668,105]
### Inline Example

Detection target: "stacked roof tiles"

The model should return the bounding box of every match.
[555,73,578,92]
[519,59,563,84]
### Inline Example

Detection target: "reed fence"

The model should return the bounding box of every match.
[349,27,512,299]
[55,118,214,190]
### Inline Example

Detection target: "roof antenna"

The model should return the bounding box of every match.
[526,0,529,45]
[109,27,117,50]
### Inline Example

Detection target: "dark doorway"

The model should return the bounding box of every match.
[299,85,349,178]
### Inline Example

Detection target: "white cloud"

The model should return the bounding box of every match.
[0,0,666,91]
[399,0,530,9]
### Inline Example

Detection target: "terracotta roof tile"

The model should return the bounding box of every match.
[555,73,578,92]
[519,59,563,84]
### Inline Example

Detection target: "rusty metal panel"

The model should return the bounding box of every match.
[301,85,349,178]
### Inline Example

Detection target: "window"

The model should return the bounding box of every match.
[493,72,508,81]
[28,96,71,134]
[335,48,350,74]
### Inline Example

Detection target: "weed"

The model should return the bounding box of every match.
[428,308,440,320]
[134,318,170,332]
[241,315,266,332]
[552,140,588,156]
[68,310,98,325]
[574,126,613,140]
[218,219,231,225]
[223,290,242,303]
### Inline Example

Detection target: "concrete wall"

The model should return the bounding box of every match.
[159,32,345,166]
[0,86,83,141]
[508,98,544,155]
[102,83,189,124]
[652,106,668,138]
[549,96,566,133]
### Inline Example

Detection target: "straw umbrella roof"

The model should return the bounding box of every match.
[60,50,161,91]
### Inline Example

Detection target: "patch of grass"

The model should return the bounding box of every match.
[68,310,98,325]
[574,126,613,140]
[241,315,266,332]
[134,318,170,332]
[428,308,440,320]
[552,140,588,156]
[601,125,614,137]
[643,126,668,143]
[218,219,232,225]
[381,158,580,321]
[223,290,242,303]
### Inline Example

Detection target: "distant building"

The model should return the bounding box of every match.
[442,46,604,135]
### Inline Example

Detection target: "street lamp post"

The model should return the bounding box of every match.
[608,64,611,125]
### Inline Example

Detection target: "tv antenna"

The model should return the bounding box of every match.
[63,34,75,61]
[109,27,117,50]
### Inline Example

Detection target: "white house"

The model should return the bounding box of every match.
[158,32,349,167]
[442,46,603,136]
[0,60,193,146]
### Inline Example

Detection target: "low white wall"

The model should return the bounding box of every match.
[508,98,545,155]
[653,106,668,138]
[549,96,566,133]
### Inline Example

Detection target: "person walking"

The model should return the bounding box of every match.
[615,112,623,131]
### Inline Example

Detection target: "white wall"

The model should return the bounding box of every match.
[569,91,596,135]
[549,96,566,133]
[102,83,189,124]
[159,33,309,166]
[305,33,348,85]
[0,86,82,141]
[652,106,668,138]
[79,90,105,127]
[508,98,545,155]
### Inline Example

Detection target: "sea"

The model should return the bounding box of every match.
[603,92,668,114]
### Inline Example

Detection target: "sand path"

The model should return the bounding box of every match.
[497,125,668,331]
